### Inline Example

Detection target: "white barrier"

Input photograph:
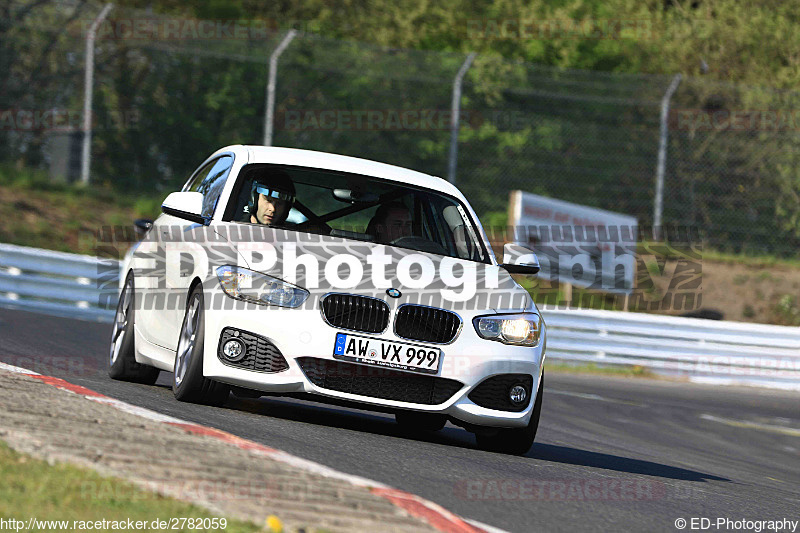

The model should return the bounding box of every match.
[0,243,119,322]
[542,307,800,389]
[1,243,798,388]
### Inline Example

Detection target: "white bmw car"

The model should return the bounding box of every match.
[109,145,546,454]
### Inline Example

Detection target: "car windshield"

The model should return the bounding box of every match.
[225,164,488,263]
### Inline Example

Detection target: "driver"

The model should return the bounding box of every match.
[247,170,295,226]
[368,202,413,243]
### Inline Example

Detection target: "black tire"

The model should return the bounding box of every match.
[475,373,544,455]
[108,273,160,384]
[395,411,447,432]
[172,286,230,406]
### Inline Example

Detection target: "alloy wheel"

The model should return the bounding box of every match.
[110,279,132,365]
[175,296,200,386]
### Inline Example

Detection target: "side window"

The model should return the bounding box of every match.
[184,156,234,219]
[183,163,212,193]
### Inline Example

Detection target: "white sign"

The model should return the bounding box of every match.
[508,191,638,294]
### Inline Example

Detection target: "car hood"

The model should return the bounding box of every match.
[210,222,533,313]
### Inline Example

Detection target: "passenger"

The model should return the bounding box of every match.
[368,202,413,243]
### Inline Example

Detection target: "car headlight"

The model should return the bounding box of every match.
[216,265,309,308]
[473,313,541,346]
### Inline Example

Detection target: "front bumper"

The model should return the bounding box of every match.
[202,307,545,428]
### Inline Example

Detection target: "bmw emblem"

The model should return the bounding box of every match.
[386,288,401,298]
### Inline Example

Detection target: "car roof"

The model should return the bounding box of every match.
[233,145,467,201]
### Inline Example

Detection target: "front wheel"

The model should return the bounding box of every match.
[475,373,543,455]
[108,273,160,384]
[172,287,229,406]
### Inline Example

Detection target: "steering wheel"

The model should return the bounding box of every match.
[389,236,448,255]
[295,220,333,234]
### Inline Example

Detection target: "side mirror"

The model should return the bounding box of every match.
[501,243,540,275]
[162,192,207,225]
[133,218,153,240]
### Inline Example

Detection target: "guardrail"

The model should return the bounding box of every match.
[1,243,798,389]
[0,243,119,322]
[542,308,800,389]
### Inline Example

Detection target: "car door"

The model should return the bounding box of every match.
[139,155,234,351]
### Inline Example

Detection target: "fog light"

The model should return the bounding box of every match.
[222,339,246,362]
[509,385,527,404]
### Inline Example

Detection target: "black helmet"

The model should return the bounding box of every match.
[247,170,295,224]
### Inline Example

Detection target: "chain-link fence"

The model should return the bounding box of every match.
[4,2,800,257]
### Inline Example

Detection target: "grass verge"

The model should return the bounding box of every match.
[638,239,800,268]
[545,361,657,378]
[0,165,163,256]
[0,441,262,532]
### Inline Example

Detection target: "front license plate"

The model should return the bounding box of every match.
[333,333,442,374]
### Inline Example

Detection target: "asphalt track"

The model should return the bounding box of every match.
[1,306,798,533]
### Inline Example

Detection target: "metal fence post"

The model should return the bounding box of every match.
[447,52,476,184]
[263,29,297,146]
[80,3,113,186]
[653,73,682,239]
